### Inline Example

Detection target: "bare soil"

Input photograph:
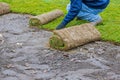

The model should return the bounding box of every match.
[0,13,120,80]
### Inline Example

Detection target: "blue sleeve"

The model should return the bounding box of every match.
[61,0,82,25]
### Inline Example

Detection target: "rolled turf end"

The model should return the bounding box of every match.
[0,2,10,15]
[49,35,66,50]
[29,18,41,26]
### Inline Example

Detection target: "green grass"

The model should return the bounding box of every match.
[0,0,120,43]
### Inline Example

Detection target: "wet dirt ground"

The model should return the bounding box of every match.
[0,13,120,80]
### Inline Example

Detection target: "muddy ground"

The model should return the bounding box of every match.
[0,13,120,80]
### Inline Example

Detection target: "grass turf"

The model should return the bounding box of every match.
[0,0,120,43]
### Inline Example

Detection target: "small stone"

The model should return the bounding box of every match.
[6,64,15,68]
[70,58,78,62]
[31,70,37,74]
[43,70,49,73]
[16,43,23,46]
[95,41,103,44]
[24,70,38,75]
[88,48,94,53]
[25,63,29,67]
[81,48,89,53]
[97,49,104,55]
[11,50,16,53]
[0,34,4,44]
[16,43,23,48]
[63,54,69,58]
[43,50,50,53]
[0,34,3,37]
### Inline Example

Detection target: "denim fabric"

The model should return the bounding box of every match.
[67,3,104,22]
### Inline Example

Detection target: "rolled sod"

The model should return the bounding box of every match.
[49,23,101,50]
[0,2,10,15]
[29,9,64,26]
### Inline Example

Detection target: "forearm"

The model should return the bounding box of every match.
[56,0,82,30]
[62,0,82,25]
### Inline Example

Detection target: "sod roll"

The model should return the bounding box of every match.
[49,23,101,50]
[0,2,10,15]
[29,9,64,26]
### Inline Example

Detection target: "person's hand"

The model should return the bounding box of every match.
[56,23,66,30]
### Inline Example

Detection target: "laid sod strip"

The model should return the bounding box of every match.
[0,2,10,15]
[49,23,101,50]
[29,9,64,26]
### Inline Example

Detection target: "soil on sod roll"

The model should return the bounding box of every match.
[29,9,64,26]
[0,2,10,15]
[49,23,101,50]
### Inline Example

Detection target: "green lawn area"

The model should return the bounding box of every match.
[0,0,120,43]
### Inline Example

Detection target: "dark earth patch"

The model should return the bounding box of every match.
[0,13,120,80]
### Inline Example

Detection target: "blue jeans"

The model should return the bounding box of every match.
[67,3,104,22]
